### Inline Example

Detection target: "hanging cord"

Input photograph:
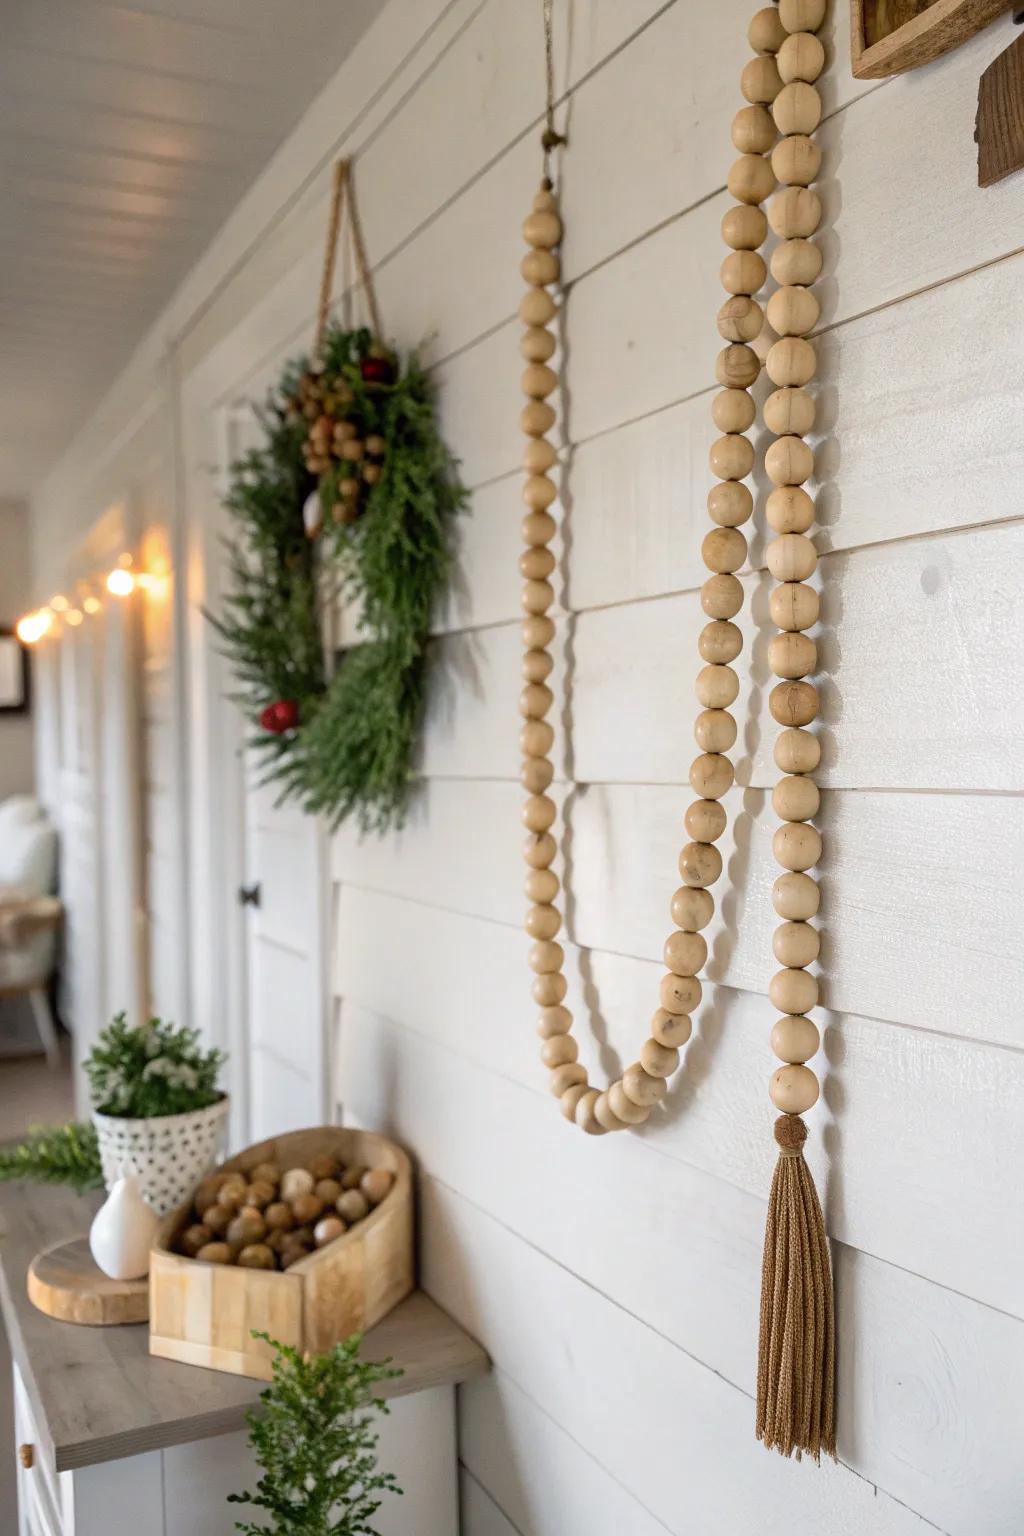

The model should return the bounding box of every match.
[541,0,567,179]
[314,157,383,357]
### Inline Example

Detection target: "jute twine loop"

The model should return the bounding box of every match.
[314,157,383,357]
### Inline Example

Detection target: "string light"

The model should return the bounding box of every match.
[65,608,84,627]
[50,594,69,613]
[107,567,136,597]
[83,596,101,615]
[15,609,54,644]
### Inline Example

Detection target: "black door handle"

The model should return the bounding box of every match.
[238,882,261,908]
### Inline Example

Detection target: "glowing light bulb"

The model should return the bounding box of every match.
[65,608,84,627]
[83,596,101,615]
[50,594,69,613]
[107,568,135,597]
[16,609,53,644]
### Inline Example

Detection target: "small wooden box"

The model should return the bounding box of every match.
[149,1127,414,1380]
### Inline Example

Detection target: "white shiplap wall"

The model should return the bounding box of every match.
[28,2,1024,1533]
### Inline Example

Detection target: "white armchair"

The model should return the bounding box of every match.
[0,796,61,1066]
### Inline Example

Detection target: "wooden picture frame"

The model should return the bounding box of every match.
[850,0,1011,78]
[0,628,29,715]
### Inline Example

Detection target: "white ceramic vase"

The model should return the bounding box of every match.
[89,1169,159,1280]
[92,1096,230,1217]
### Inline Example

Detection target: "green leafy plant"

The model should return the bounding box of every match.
[86,1012,226,1119]
[0,1121,103,1193]
[228,1332,403,1535]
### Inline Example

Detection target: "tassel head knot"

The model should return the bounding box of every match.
[773,1113,808,1157]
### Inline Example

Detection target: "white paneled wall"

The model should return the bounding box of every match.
[29,2,1024,1533]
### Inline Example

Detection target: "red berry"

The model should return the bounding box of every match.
[259,704,279,732]
[272,699,299,731]
[360,355,393,385]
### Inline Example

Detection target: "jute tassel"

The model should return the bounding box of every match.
[756,1115,836,1461]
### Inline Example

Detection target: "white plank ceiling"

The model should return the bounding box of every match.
[0,0,380,497]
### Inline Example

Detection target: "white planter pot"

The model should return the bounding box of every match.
[92,1096,230,1216]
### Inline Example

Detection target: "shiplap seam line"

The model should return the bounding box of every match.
[413,772,1024,803]
[458,1463,529,1536]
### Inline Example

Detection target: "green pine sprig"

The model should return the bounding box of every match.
[0,1122,103,1193]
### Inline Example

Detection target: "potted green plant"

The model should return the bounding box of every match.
[88,1012,227,1216]
[228,1332,402,1535]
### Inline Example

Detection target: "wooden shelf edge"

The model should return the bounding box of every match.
[850,0,1011,79]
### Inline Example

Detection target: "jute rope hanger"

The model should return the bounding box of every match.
[314,157,383,357]
[517,0,835,1460]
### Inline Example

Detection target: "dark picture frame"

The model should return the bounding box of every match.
[0,627,30,715]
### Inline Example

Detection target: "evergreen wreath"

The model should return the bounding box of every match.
[209,322,465,834]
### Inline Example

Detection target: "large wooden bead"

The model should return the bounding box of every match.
[771,1013,820,1063]
[523,473,557,510]
[522,509,556,545]
[773,772,820,820]
[712,388,756,434]
[778,30,826,83]
[526,867,559,904]
[529,939,563,974]
[767,532,817,581]
[523,648,554,683]
[522,578,554,614]
[720,250,767,297]
[764,388,815,439]
[770,581,819,631]
[696,663,739,708]
[770,679,819,727]
[521,400,556,436]
[701,573,744,619]
[766,485,815,532]
[523,437,557,474]
[537,1007,572,1041]
[721,204,768,251]
[773,921,820,968]
[765,436,814,488]
[523,209,562,248]
[715,344,760,389]
[522,757,554,794]
[622,1061,667,1107]
[769,632,817,680]
[773,821,822,872]
[769,966,818,1015]
[769,1063,820,1114]
[519,547,554,581]
[770,237,823,287]
[523,828,555,868]
[709,435,755,481]
[521,249,559,286]
[702,527,747,573]
[748,5,788,53]
[683,796,727,843]
[717,295,764,342]
[727,155,775,207]
[698,620,742,664]
[780,0,827,30]
[731,103,777,154]
[522,792,556,831]
[522,614,555,649]
[533,971,567,1005]
[522,363,557,399]
[766,336,816,387]
[695,709,737,753]
[771,133,822,187]
[608,1081,651,1125]
[520,683,553,720]
[575,1088,607,1136]
[766,284,820,337]
[541,1033,577,1068]
[773,870,820,920]
[549,1062,586,1097]
[521,326,556,362]
[741,54,783,105]
[679,840,723,889]
[769,186,822,239]
[707,481,753,528]
[520,288,557,326]
[659,971,702,1014]
[559,1082,591,1121]
[594,1092,627,1133]
[689,751,734,799]
[640,1037,680,1079]
[773,81,822,136]
[671,885,715,931]
[774,726,821,774]
[652,1007,694,1049]
[664,927,708,975]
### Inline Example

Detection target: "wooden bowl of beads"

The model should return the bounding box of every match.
[149,1127,413,1380]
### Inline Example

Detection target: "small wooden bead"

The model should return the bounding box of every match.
[664,927,709,976]
[608,1080,652,1125]
[520,288,557,326]
[533,187,558,212]
[773,773,820,821]
[522,616,555,649]
[769,186,822,240]
[522,510,556,546]
[521,249,559,286]
[765,436,815,488]
[520,682,553,719]
[731,103,777,154]
[701,574,744,620]
[659,971,702,1015]
[522,209,563,248]
[721,204,768,251]
[712,388,756,434]
[763,388,815,439]
[766,285,820,338]
[707,481,753,528]
[519,547,555,580]
[575,1088,607,1136]
[678,841,723,889]
[698,620,743,664]
[709,435,755,482]
[774,727,821,775]
[652,1007,693,1049]
[772,81,822,136]
[770,581,819,632]
[702,527,747,574]
[523,648,553,683]
[771,1014,820,1063]
[526,867,559,903]
[767,335,817,389]
[549,1062,586,1097]
[720,250,767,298]
[541,1033,577,1068]
[748,4,788,52]
[522,757,554,793]
[671,885,715,931]
[770,679,819,727]
[522,363,558,400]
[522,473,557,509]
[695,709,737,754]
[521,717,554,757]
[520,326,556,363]
[770,237,823,287]
[778,30,825,83]
[594,1092,627,1133]
[779,0,827,30]
[536,1003,571,1037]
[727,154,775,207]
[774,820,822,872]
[523,829,556,868]
[521,578,554,615]
[773,870,820,921]
[523,437,557,474]
[529,938,563,974]
[622,1061,667,1107]
[769,967,818,1015]
[689,751,734,799]
[767,532,817,581]
[560,1082,591,1121]
[640,1037,680,1079]
[521,400,556,436]
[533,971,567,1006]
[770,1063,819,1115]
[715,344,760,389]
[769,632,817,680]
[696,663,739,709]
[773,921,820,968]
[770,133,822,187]
[522,793,556,832]
[741,54,783,105]
[717,294,764,343]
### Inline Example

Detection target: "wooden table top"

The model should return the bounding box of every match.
[0,1179,488,1472]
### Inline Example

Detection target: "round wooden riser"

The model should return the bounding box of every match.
[28,1237,149,1326]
